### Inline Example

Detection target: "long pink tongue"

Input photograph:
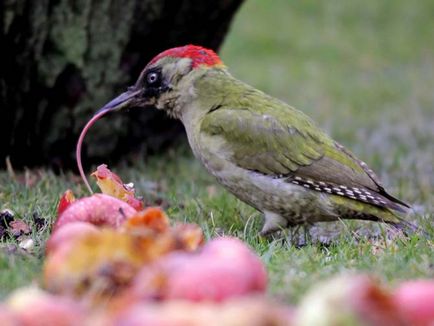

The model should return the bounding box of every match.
[76,109,111,194]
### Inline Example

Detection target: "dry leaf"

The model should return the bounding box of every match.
[57,190,76,216]
[91,164,144,211]
[9,220,31,237]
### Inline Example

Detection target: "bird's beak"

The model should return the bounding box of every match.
[94,88,142,116]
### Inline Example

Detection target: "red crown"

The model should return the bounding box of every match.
[147,45,224,69]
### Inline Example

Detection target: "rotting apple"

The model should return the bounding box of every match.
[393,279,434,326]
[53,194,137,231]
[46,221,100,254]
[129,237,267,302]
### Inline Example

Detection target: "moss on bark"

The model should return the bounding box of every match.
[0,0,244,169]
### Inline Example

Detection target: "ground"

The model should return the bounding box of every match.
[0,0,433,302]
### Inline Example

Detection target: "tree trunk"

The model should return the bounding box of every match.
[0,0,243,169]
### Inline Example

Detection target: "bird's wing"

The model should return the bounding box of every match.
[201,103,374,186]
[200,96,408,211]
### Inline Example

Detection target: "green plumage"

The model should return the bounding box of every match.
[105,46,413,236]
[193,69,410,232]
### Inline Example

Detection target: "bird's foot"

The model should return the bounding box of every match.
[285,224,313,248]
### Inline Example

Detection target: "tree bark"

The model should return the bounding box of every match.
[0,0,243,169]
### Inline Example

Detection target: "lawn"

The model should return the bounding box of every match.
[1,0,433,302]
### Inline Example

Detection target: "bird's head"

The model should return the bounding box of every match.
[97,45,225,118]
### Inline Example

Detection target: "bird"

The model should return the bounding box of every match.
[95,44,413,236]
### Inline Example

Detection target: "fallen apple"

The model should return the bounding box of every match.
[44,222,205,302]
[202,237,267,291]
[46,221,100,254]
[44,228,175,298]
[0,305,16,326]
[53,193,137,231]
[122,207,170,233]
[113,297,294,326]
[393,279,434,326]
[295,274,407,326]
[6,286,86,326]
[129,237,267,302]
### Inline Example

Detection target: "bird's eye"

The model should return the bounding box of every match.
[146,72,160,86]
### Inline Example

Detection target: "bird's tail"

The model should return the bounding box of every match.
[330,195,429,237]
[375,192,429,237]
[386,209,430,238]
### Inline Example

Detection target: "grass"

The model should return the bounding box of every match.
[1,0,433,302]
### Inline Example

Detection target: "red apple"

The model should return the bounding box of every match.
[295,275,407,326]
[46,221,100,254]
[113,298,294,326]
[54,194,137,231]
[393,279,434,326]
[164,255,262,301]
[202,237,267,291]
[0,305,17,326]
[131,237,267,302]
[6,287,85,326]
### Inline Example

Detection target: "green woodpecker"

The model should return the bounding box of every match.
[97,45,412,235]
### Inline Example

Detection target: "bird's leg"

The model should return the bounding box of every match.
[259,211,288,237]
[285,223,312,247]
[287,224,301,246]
[302,223,312,245]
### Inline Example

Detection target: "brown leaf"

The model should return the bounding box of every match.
[91,164,144,211]
[9,220,31,237]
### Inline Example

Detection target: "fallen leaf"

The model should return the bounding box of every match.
[91,164,144,210]
[57,190,76,216]
[9,220,31,237]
